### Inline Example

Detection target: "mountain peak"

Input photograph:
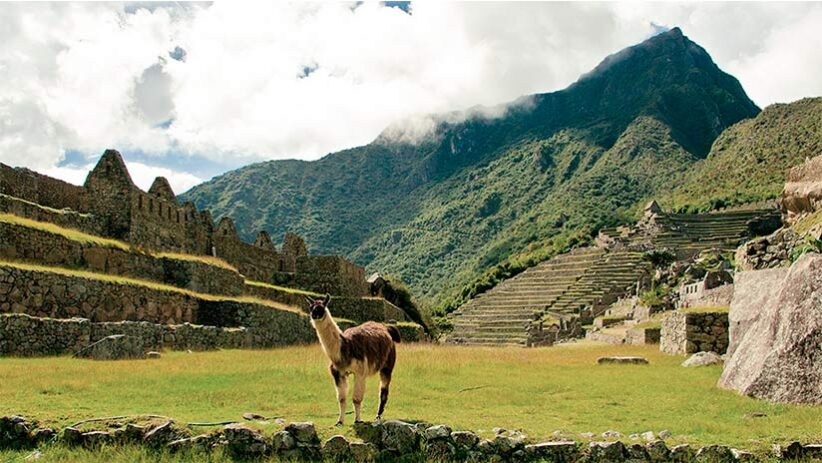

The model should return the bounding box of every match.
[559,26,758,157]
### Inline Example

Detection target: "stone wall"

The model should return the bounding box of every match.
[0,163,87,212]
[244,282,407,322]
[0,264,316,348]
[0,314,254,357]
[91,321,249,351]
[195,300,315,348]
[0,194,102,235]
[736,228,800,271]
[129,189,187,252]
[213,229,286,282]
[7,415,811,462]
[660,310,729,355]
[0,221,245,296]
[0,313,90,356]
[294,256,369,297]
[0,264,197,324]
[626,326,660,345]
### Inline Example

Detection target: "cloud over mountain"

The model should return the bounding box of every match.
[1,2,821,193]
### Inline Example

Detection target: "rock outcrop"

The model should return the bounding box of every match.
[781,154,822,224]
[719,253,822,404]
[726,267,789,356]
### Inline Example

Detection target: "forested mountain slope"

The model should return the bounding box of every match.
[182,28,761,306]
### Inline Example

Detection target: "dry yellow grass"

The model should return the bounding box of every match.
[0,213,130,251]
[245,279,321,297]
[0,260,303,315]
[155,252,238,272]
[0,193,91,217]
[0,212,241,274]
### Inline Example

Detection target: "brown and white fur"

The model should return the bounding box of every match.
[307,295,400,426]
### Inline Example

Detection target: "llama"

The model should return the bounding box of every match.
[307,295,400,426]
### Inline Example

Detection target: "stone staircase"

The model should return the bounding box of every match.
[446,248,649,347]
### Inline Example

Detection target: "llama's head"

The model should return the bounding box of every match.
[305,294,331,320]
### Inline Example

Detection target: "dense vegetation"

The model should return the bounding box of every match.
[183,28,765,312]
[661,97,822,212]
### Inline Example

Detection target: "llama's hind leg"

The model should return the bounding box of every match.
[352,374,366,423]
[376,369,392,421]
[331,366,348,426]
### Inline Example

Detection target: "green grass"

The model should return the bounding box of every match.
[1,343,820,457]
[680,306,730,314]
[0,260,302,315]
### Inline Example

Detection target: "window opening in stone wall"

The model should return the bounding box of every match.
[149,198,153,213]
[138,195,143,210]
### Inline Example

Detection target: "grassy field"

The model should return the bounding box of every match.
[2,342,820,461]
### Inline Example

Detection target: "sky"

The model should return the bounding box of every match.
[1,2,821,194]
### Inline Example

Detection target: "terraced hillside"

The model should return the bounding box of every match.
[599,207,780,257]
[446,248,649,346]
[447,206,779,347]
[653,209,780,258]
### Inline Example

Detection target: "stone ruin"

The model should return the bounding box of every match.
[0,149,423,357]
[0,149,368,297]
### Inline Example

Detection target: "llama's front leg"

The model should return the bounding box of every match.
[352,375,366,423]
[331,366,348,426]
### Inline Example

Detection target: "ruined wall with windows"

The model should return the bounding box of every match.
[0,149,370,298]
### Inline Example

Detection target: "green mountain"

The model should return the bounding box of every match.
[182,28,760,309]
[663,97,822,212]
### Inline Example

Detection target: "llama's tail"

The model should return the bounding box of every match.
[387,325,401,343]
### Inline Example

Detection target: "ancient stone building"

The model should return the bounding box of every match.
[0,149,369,297]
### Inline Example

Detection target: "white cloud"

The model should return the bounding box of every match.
[45,160,202,195]
[1,2,821,184]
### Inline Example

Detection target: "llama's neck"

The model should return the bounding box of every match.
[313,311,343,364]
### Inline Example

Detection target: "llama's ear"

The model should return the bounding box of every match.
[323,293,331,306]
[304,295,315,307]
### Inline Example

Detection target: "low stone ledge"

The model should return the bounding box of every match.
[596,356,649,365]
[4,414,821,461]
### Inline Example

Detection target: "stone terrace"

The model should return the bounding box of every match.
[653,210,780,258]
[447,248,649,347]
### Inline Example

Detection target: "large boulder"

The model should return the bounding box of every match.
[719,253,822,404]
[726,267,789,356]
[682,352,723,368]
